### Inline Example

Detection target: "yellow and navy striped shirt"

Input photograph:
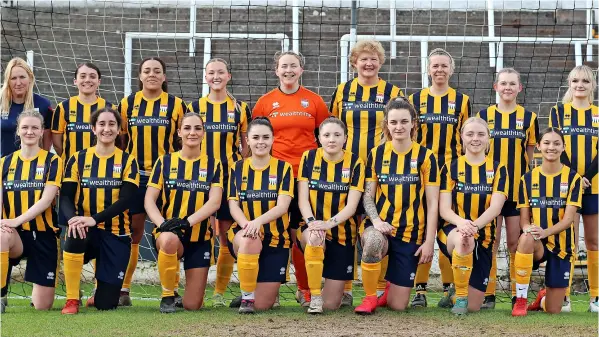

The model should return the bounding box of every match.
[440,156,509,249]
[364,141,440,245]
[228,157,294,248]
[51,96,116,161]
[63,147,140,236]
[188,97,250,174]
[410,87,470,170]
[518,165,582,260]
[477,105,539,201]
[329,78,403,162]
[148,152,223,242]
[298,148,365,246]
[0,149,62,232]
[119,91,187,173]
[549,103,598,195]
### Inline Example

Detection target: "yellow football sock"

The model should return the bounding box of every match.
[510,253,516,297]
[415,261,432,294]
[452,250,473,298]
[485,252,497,296]
[588,250,598,298]
[122,243,139,290]
[439,253,454,295]
[514,252,533,285]
[237,253,259,295]
[175,263,180,292]
[158,250,178,298]
[377,255,389,292]
[566,258,575,297]
[0,251,8,289]
[304,245,325,296]
[63,252,84,300]
[361,261,381,297]
[344,280,353,293]
[215,244,235,295]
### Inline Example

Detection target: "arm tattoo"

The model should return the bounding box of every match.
[363,182,380,222]
[329,216,338,226]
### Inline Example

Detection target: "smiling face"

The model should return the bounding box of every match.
[178,114,204,148]
[428,54,453,86]
[568,70,593,101]
[74,65,100,96]
[17,116,43,147]
[139,59,166,91]
[247,124,274,157]
[205,61,231,92]
[461,121,489,156]
[92,111,119,145]
[318,122,347,156]
[9,66,31,98]
[355,52,381,81]
[537,131,564,163]
[386,108,414,142]
[494,72,522,103]
[275,54,303,87]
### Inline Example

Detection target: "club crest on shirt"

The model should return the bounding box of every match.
[342,168,351,179]
[199,168,208,179]
[516,118,524,129]
[272,102,280,109]
[410,159,418,171]
[313,166,321,173]
[113,164,122,174]
[382,160,390,167]
[269,175,277,186]
[69,110,77,118]
[592,114,599,125]
[560,182,568,194]
[486,169,494,180]
[448,101,456,110]
[227,110,236,122]
[35,165,45,177]
[375,93,385,103]
[160,104,168,113]
[301,99,309,108]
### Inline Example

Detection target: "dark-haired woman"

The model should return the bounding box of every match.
[354,97,439,315]
[511,128,582,316]
[61,108,140,314]
[118,57,188,305]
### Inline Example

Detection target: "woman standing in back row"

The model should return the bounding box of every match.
[118,57,188,306]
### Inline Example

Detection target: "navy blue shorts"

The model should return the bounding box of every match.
[10,230,59,288]
[215,176,233,221]
[297,236,356,281]
[288,180,302,231]
[83,227,132,287]
[500,200,520,217]
[227,239,290,283]
[437,225,493,292]
[384,237,420,288]
[533,245,571,288]
[129,174,149,215]
[578,194,598,215]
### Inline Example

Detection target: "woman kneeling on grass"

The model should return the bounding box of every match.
[227,117,294,313]
[145,112,223,313]
[512,127,582,316]
[297,117,365,314]
[438,117,508,315]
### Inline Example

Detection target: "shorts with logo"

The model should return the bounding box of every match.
[384,236,420,288]
[578,193,598,215]
[9,230,59,288]
[533,244,572,288]
[83,227,132,287]
[227,239,290,283]
[436,225,493,292]
[130,174,149,215]
[153,230,214,270]
[500,200,520,217]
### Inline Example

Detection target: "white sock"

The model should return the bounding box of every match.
[515,283,529,299]
[242,291,255,300]
[121,288,129,292]
[376,290,384,297]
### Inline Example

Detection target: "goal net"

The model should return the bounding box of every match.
[1,0,597,302]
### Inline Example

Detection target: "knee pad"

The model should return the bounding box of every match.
[94,280,121,310]
[64,235,86,254]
